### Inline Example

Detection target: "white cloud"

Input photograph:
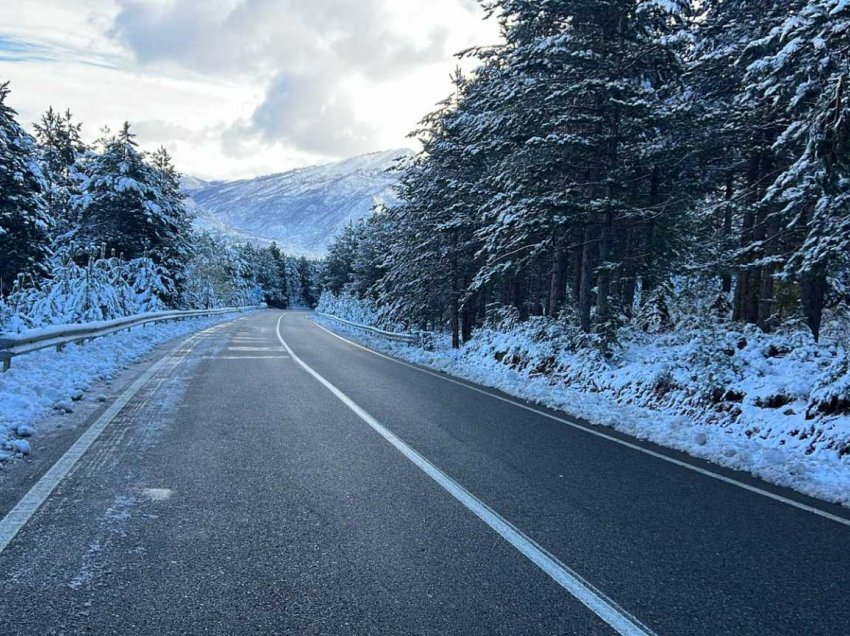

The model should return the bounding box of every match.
[0,0,499,179]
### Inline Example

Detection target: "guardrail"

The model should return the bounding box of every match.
[0,306,263,371]
[315,312,421,345]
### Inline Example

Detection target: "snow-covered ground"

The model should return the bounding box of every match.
[313,311,850,508]
[0,312,249,460]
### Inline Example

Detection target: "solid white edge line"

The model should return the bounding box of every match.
[0,321,229,555]
[309,316,850,529]
[276,315,655,636]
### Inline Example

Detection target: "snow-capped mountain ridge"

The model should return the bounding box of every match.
[185,149,411,257]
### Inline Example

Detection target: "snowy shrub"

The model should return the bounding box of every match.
[177,234,272,310]
[126,258,171,313]
[635,285,674,334]
[0,254,174,331]
[808,351,850,419]
[317,291,380,326]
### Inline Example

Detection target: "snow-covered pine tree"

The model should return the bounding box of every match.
[349,210,389,300]
[322,222,361,294]
[377,67,495,345]
[148,146,194,293]
[33,106,86,246]
[742,0,850,340]
[472,0,694,333]
[179,231,224,309]
[377,113,465,340]
[75,124,191,299]
[0,82,52,296]
[690,0,808,330]
[297,256,318,308]
[267,242,289,308]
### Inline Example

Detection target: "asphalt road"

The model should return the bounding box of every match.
[1,310,848,635]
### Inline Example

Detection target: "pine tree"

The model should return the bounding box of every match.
[469,0,694,332]
[148,146,194,300]
[691,0,808,330]
[75,124,190,272]
[33,106,86,244]
[742,0,850,339]
[350,211,389,299]
[377,71,489,344]
[297,256,318,307]
[322,222,360,294]
[266,242,289,308]
[0,82,52,295]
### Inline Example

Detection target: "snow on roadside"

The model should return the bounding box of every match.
[0,312,251,460]
[313,314,850,508]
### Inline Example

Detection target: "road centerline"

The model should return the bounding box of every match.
[275,314,655,636]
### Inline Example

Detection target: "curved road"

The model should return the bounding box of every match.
[0,310,848,635]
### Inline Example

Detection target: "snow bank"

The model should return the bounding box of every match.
[314,312,850,507]
[0,312,247,460]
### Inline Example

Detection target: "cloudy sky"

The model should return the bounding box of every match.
[0,0,498,180]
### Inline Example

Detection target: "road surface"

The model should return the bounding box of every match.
[1,310,848,635]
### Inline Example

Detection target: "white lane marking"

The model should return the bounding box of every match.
[311,318,850,528]
[276,316,654,636]
[0,324,226,555]
[227,346,285,352]
[208,356,290,360]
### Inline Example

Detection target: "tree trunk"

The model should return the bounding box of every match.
[734,155,762,324]
[757,150,779,331]
[547,240,567,318]
[801,271,827,342]
[511,273,528,320]
[461,296,474,343]
[450,230,460,349]
[622,228,637,317]
[722,172,734,294]
[641,167,661,297]
[578,226,594,333]
[478,283,488,325]
[572,240,583,303]
[596,208,613,322]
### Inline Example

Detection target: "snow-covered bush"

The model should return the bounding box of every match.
[178,233,272,310]
[0,254,173,331]
[317,291,379,325]
[808,351,850,420]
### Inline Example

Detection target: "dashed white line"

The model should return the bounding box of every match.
[209,356,290,360]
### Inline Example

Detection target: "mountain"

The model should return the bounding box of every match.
[180,175,210,193]
[184,149,411,257]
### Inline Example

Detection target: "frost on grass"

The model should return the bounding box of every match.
[315,305,850,507]
[0,313,243,457]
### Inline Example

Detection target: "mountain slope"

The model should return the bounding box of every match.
[185,149,410,257]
